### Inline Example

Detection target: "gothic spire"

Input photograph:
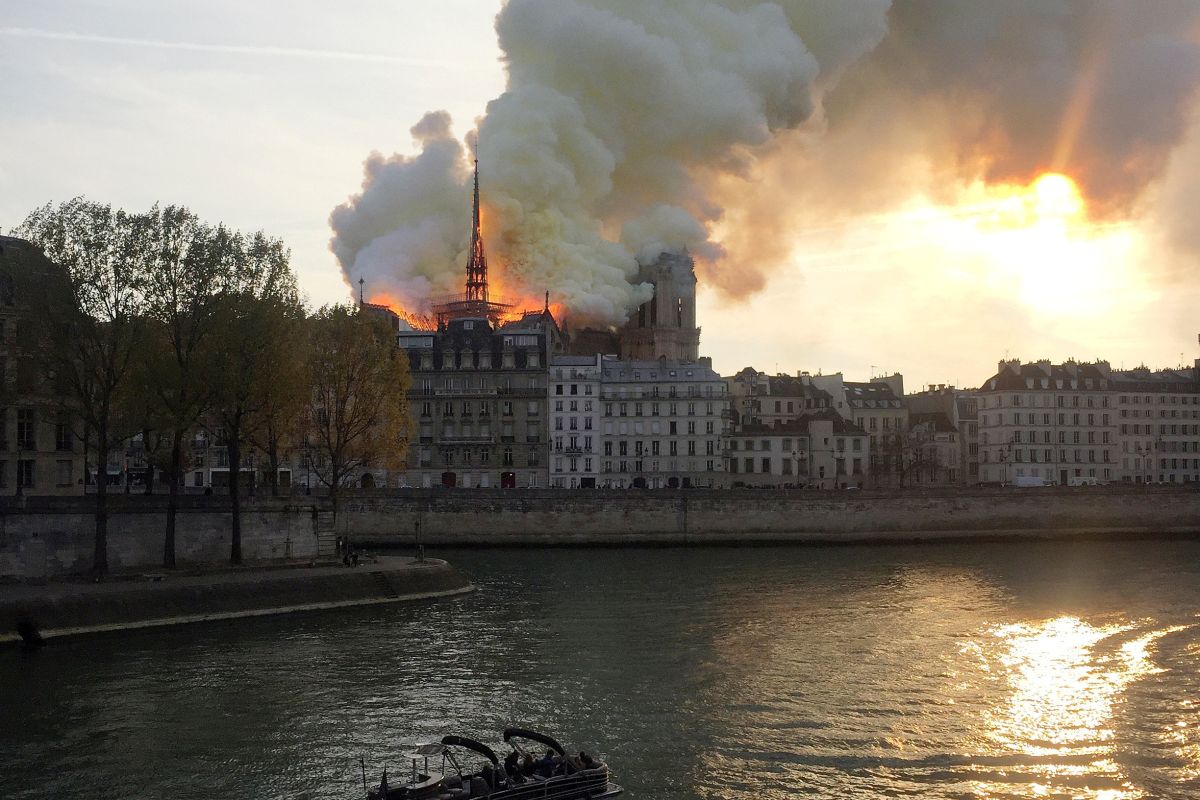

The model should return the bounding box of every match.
[464,159,489,303]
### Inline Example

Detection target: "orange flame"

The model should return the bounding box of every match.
[365,292,437,330]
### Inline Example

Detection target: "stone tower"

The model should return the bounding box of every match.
[619,251,700,361]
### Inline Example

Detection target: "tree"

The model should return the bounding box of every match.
[304,305,411,514]
[208,232,300,564]
[140,207,235,568]
[245,309,308,498]
[14,199,149,576]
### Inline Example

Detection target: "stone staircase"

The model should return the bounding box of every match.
[315,511,338,558]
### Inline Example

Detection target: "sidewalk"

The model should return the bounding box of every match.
[1,555,473,644]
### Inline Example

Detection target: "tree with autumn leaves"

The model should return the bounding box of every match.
[303,304,412,514]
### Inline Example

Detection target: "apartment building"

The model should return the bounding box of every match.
[400,311,560,489]
[596,356,728,488]
[727,413,869,489]
[977,359,1118,485]
[1113,363,1200,484]
[548,355,604,488]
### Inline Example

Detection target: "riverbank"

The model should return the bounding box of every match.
[341,485,1200,546]
[3,487,1199,578]
[0,556,474,645]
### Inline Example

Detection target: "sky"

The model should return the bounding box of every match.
[3,1,1200,391]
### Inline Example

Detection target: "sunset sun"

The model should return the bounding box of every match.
[919,171,1137,319]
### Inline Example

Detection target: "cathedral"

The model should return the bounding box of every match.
[567,250,702,362]
[618,250,700,361]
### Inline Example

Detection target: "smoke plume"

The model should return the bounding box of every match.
[330,1,1200,324]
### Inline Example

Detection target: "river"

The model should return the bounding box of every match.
[3,541,1200,799]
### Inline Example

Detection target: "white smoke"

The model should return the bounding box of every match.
[331,0,892,324]
[330,1,1200,322]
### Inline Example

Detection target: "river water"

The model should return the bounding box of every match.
[4,542,1200,799]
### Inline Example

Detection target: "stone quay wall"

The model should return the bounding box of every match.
[3,488,1198,579]
[0,496,335,579]
[338,486,1200,546]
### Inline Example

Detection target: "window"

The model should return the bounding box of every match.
[17,459,33,489]
[56,459,72,486]
[16,409,34,450]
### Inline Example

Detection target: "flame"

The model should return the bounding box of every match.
[364,292,437,330]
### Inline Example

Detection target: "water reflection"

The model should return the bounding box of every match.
[962,617,1192,799]
[4,543,1200,799]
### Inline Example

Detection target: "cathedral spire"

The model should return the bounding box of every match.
[464,159,489,303]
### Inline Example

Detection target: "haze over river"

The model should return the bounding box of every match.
[4,542,1200,799]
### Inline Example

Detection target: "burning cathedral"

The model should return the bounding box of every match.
[383,163,721,490]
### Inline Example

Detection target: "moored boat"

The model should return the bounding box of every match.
[363,728,621,800]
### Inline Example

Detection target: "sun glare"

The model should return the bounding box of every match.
[1031,172,1084,220]
[914,171,1140,319]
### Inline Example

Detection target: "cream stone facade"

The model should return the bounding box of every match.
[1113,363,1200,484]
[597,356,728,488]
[549,354,604,488]
[727,414,869,489]
[977,360,1118,485]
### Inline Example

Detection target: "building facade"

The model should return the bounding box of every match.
[977,359,1119,485]
[400,312,559,489]
[1112,363,1200,484]
[0,236,85,495]
[596,356,728,488]
[906,385,980,484]
[725,368,835,428]
[727,414,870,489]
[549,355,604,488]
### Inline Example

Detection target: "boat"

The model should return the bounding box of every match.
[363,727,622,800]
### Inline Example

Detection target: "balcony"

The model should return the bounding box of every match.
[434,387,498,397]
[496,387,544,398]
[438,435,496,445]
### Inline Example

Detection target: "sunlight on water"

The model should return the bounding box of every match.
[4,545,1200,799]
[965,617,1191,799]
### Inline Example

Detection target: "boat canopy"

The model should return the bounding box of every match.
[503,727,565,757]
[412,743,446,757]
[441,735,499,765]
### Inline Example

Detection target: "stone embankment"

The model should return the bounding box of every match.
[0,556,473,645]
[2,487,1199,582]
[340,485,1200,546]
